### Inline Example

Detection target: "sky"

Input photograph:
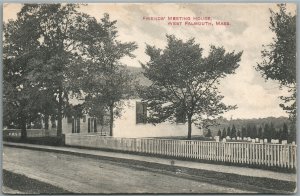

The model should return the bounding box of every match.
[3,3,297,120]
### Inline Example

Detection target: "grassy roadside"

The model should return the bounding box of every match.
[2,170,70,194]
[101,155,296,194]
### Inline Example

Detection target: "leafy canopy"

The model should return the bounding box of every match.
[3,4,97,134]
[140,35,242,137]
[256,4,296,122]
[77,13,138,135]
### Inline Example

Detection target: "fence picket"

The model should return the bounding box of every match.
[287,145,290,168]
[64,134,296,169]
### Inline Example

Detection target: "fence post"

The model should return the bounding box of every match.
[63,134,297,169]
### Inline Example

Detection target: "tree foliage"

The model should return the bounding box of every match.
[241,126,246,138]
[281,123,289,140]
[217,129,221,137]
[221,128,226,139]
[258,126,263,138]
[230,124,236,138]
[80,13,138,136]
[140,35,242,139]
[3,12,53,137]
[3,5,138,138]
[3,4,96,137]
[237,129,241,137]
[256,4,296,122]
[205,129,212,137]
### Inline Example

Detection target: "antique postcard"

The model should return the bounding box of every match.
[2,3,297,194]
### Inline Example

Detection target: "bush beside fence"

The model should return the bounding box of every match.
[65,134,297,169]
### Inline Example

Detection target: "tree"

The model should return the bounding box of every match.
[237,129,241,138]
[226,126,231,138]
[263,123,271,141]
[3,4,100,137]
[246,124,251,138]
[289,123,296,143]
[258,126,263,139]
[217,129,222,138]
[269,123,276,139]
[274,130,280,140]
[256,4,296,123]
[241,126,247,138]
[205,129,212,137]
[221,128,226,139]
[252,126,258,138]
[140,35,242,139]
[230,124,236,138]
[81,14,138,136]
[3,61,40,139]
[3,15,50,139]
[281,123,289,140]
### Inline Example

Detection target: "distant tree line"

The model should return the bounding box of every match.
[216,123,295,142]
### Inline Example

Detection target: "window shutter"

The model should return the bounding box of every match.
[94,118,97,132]
[136,102,147,124]
[142,103,147,123]
[88,118,90,133]
[72,119,75,133]
[136,102,142,124]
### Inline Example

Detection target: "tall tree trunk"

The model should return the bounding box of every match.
[187,115,192,140]
[109,103,114,136]
[57,88,63,136]
[20,117,27,140]
[44,115,49,130]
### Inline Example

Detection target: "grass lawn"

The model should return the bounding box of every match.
[3,170,70,194]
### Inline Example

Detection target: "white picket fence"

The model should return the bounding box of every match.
[65,134,297,169]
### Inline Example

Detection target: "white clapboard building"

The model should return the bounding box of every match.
[62,99,202,138]
[61,67,202,138]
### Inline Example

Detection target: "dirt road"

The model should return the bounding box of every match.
[3,146,255,194]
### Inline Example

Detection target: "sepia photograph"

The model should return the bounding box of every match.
[2,2,297,194]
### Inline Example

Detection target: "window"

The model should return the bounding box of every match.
[83,115,86,123]
[76,118,80,133]
[136,101,147,124]
[88,118,97,133]
[72,118,80,133]
[51,117,56,128]
[94,118,97,132]
[88,118,91,133]
[72,119,75,133]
